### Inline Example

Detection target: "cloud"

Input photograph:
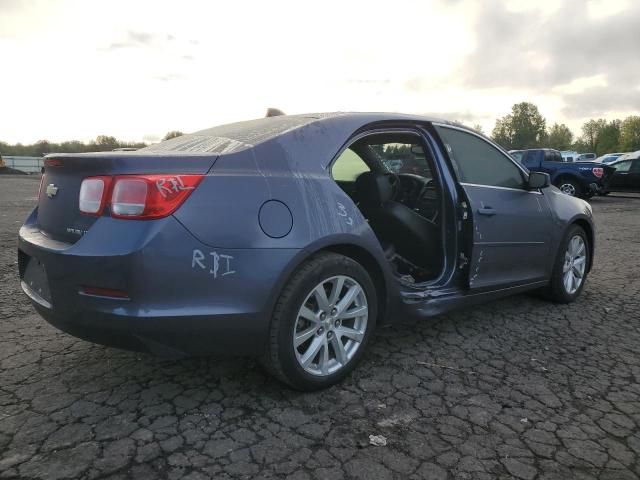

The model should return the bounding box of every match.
[105,30,175,50]
[562,86,640,117]
[0,0,29,11]
[422,110,484,125]
[153,73,184,82]
[458,0,640,117]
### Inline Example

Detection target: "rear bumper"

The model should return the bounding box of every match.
[28,301,266,357]
[18,210,301,356]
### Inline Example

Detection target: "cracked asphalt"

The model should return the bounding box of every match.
[1,174,639,480]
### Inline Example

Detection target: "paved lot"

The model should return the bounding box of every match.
[1,174,639,480]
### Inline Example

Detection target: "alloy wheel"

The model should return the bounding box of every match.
[559,183,576,196]
[293,275,368,376]
[563,235,586,294]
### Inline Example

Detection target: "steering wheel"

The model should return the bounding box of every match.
[384,173,401,200]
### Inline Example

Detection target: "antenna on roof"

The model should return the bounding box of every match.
[266,108,285,117]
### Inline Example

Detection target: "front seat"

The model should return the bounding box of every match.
[355,172,441,270]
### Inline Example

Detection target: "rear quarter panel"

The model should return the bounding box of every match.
[174,135,374,249]
[173,121,401,323]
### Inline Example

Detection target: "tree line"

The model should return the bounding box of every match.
[489,102,640,155]
[0,131,184,157]
[2,106,640,158]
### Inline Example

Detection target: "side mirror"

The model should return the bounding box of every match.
[528,172,550,189]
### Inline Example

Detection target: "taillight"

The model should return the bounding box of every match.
[111,178,148,217]
[111,174,203,219]
[79,176,112,215]
[78,174,203,220]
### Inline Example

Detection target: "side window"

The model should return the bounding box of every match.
[510,151,524,163]
[614,160,632,172]
[332,148,370,182]
[373,142,432,178]
[522,153,534,168]
[631,160,640,172]
[546,151,562,162]
[436,127,525,189]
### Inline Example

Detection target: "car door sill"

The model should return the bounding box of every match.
[400,280,549,317]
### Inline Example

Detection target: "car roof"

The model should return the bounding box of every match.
[139,112,463,155]
[613,151,640,162]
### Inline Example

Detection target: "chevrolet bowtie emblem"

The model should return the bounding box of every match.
[46,184,59,198]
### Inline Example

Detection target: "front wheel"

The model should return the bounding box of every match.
[261,252,377,390]
[546,225,589,303]
[555,178,581,197]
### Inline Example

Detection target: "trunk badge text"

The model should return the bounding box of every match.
[45,184,59,198]
[66,227,87,236]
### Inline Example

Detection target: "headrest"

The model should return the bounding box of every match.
[355,172,394,208]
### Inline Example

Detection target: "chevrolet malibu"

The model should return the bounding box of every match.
[19,113,594,390]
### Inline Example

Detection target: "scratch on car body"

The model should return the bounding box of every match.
[192,249,235,278]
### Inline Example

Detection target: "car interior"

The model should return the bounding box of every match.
[332,132,443,284]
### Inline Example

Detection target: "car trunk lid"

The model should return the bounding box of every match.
[37,152,217,244]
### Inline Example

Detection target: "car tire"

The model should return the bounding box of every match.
[545,225,589,303]
[555,178,581,197]
[261,252,377,390]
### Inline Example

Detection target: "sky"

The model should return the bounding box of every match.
[1,0,639,144]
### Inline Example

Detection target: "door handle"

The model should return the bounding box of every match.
[478,207,496,216]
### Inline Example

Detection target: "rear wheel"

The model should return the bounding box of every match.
[555,178,581,197]
[546,225,589,303]
[262,252,377,390]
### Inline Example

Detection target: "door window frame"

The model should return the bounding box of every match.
[432,123,538,194]
[329,128,441,183]
[330,147,373,182]
[328,125,456,288]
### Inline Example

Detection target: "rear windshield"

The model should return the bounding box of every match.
[140,115,325,154]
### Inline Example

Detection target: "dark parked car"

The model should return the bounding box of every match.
[516,148,615,198]
[19,113,595,390]
[600,152,640,194]
[595,153,626,164]
[576,153,596,162]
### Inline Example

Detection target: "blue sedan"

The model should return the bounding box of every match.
[19,113,595,390]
